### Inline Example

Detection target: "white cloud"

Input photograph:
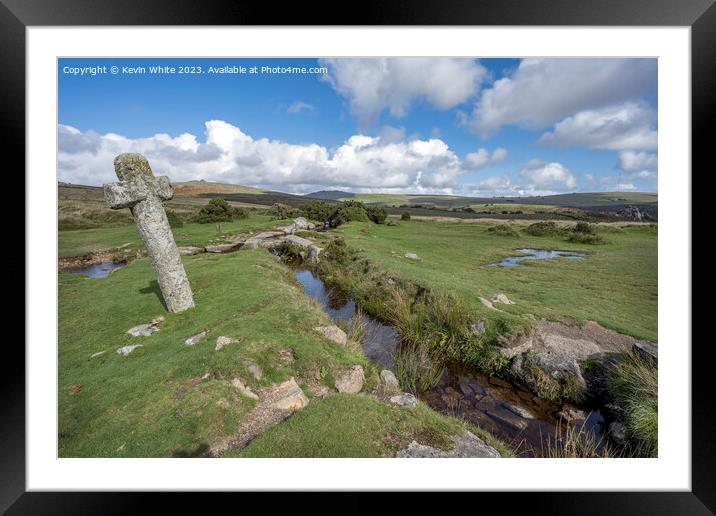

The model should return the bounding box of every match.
[470,58,657,136]
[320,58,487,126]
[520,159,577,191]
[287,101,314,114]
[462,147,508,171]
[538,102,657,151]
[617,150,658,174]
[57,121,465,193]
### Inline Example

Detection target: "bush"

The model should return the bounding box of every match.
[299,200,334,222]
[195,198,248,224]
[322,237,350,265]
[269,203,299,220]
[573,222,596,234]
[401,212,411,221]
[609,352,658,457]
[566,232,604,244]
[524,221,562,236]
[365,205,388,224]
[488,223,518,237]
[165,209,184,228]
[329,201,369,227]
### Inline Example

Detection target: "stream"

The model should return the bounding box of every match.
[294,266,605,457]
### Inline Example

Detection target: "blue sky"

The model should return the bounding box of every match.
[58,57,658,196]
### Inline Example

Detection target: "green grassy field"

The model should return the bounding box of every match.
[58,245,509,457]
[334,220,657,342]
[59,215,280,257]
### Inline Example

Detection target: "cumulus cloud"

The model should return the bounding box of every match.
[320,58,487,126]
[520,159,577,191]
[287,101,314,114]
[462,147,508,171]
[57,121,465,193]
[470,58,657,136]
[617,150,658,174]
[538,102,657,151]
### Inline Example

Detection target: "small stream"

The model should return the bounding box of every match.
[294,266,604,457]
[66,262,123,278]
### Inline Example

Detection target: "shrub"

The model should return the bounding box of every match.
[195,198,248,223]
[299,200,334,222]
[401,212,411,221]
[573,221,596,234]
[329,201,369,227]
[488,223,518,237]
[524,221,562,236]
[566,232,604,244]
[609,351,658,457]
[365,205,388,224]
[165,209,184,228]
[268,203,299,220]
[322,237,350,265]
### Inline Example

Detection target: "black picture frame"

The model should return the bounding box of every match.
[5,0,709,512]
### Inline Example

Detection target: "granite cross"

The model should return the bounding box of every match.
[104,153,195,313]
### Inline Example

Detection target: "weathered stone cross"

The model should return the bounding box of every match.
[104,153,195,313]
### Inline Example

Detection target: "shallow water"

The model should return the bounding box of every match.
[67,262,123,278]
[491,248,586,267]
[293,266,603,456]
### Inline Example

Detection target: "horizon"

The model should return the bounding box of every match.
[58,57,658,197]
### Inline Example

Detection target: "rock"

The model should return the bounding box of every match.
[116,344,143,356]
[177,246,204,255]
[404,252,420,260]
[633,341,658,362]
[247,363,263,380]
[205,242,242,253]
[215,336,240,351]
[127,320,161,337]
[243,231,286,249]
[335,365,364,394]
[395,431,500,458]
[389,393,418,408]
[469,320,486,334]
[608,421,627,444]
[292,217,312,231]
[308,245,323,264]
[479,297,500,311]
[184,331,208,346]
[313,325,347,345]
[380,369,400,390]
[503,402,535,419]
[232,377,259,400]
[89,350,106,359]
[458,377,473,396]
[486,407,529,431]
[556,405,587,422]
[492,293,515,305]
[284,234,314,248]
[269,377,309,411]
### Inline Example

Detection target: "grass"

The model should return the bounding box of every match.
[58,215,281,258]
[333,219,657,341]
[229,393,513,457]
[609,352,658,457]
[541,418,616,458]
[393,342,445,394]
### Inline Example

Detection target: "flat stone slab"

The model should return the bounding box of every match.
[215,336,241,351]
[177,246,205,255]
[269,377,310,411]
[127,316,164,337]
[486,407,529,431]
[116,345,143,356]
[205,242,243,253]
[185,331,208,346]
[396,431,500,458]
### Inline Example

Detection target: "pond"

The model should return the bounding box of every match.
[66,262,123,279]
[490,248,586,267]
[293,266,604,457]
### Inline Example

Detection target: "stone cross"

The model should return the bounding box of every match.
[104,153,195,313]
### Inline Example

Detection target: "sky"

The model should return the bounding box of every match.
[58,57,658,196]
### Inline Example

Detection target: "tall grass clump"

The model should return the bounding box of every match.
[393,342,445,394]
[565,222,605,244]
[487,223,519,237]
[524,221,562,237]
[541,419,617,458]
[609,351,658,457]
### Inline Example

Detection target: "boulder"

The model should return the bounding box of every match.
[380,369,400,390]
[185,331,208,346]
[269,378,309,411]
[314,325,348,345]
[335,365,365,394]
[177,246,205,255]
[116,344,143,356]
[232,377,259,400]
[395,431,500,458]
[389,393,418,408]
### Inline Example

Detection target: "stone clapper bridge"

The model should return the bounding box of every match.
[104,153,195,313]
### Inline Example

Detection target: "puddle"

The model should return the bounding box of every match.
[490,248,586,267]
[294,266,604,456]
[67,262,123,278]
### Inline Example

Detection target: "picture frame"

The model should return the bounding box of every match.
[6,0,709,511]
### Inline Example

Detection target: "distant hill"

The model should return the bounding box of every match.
[306,190,356,201]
